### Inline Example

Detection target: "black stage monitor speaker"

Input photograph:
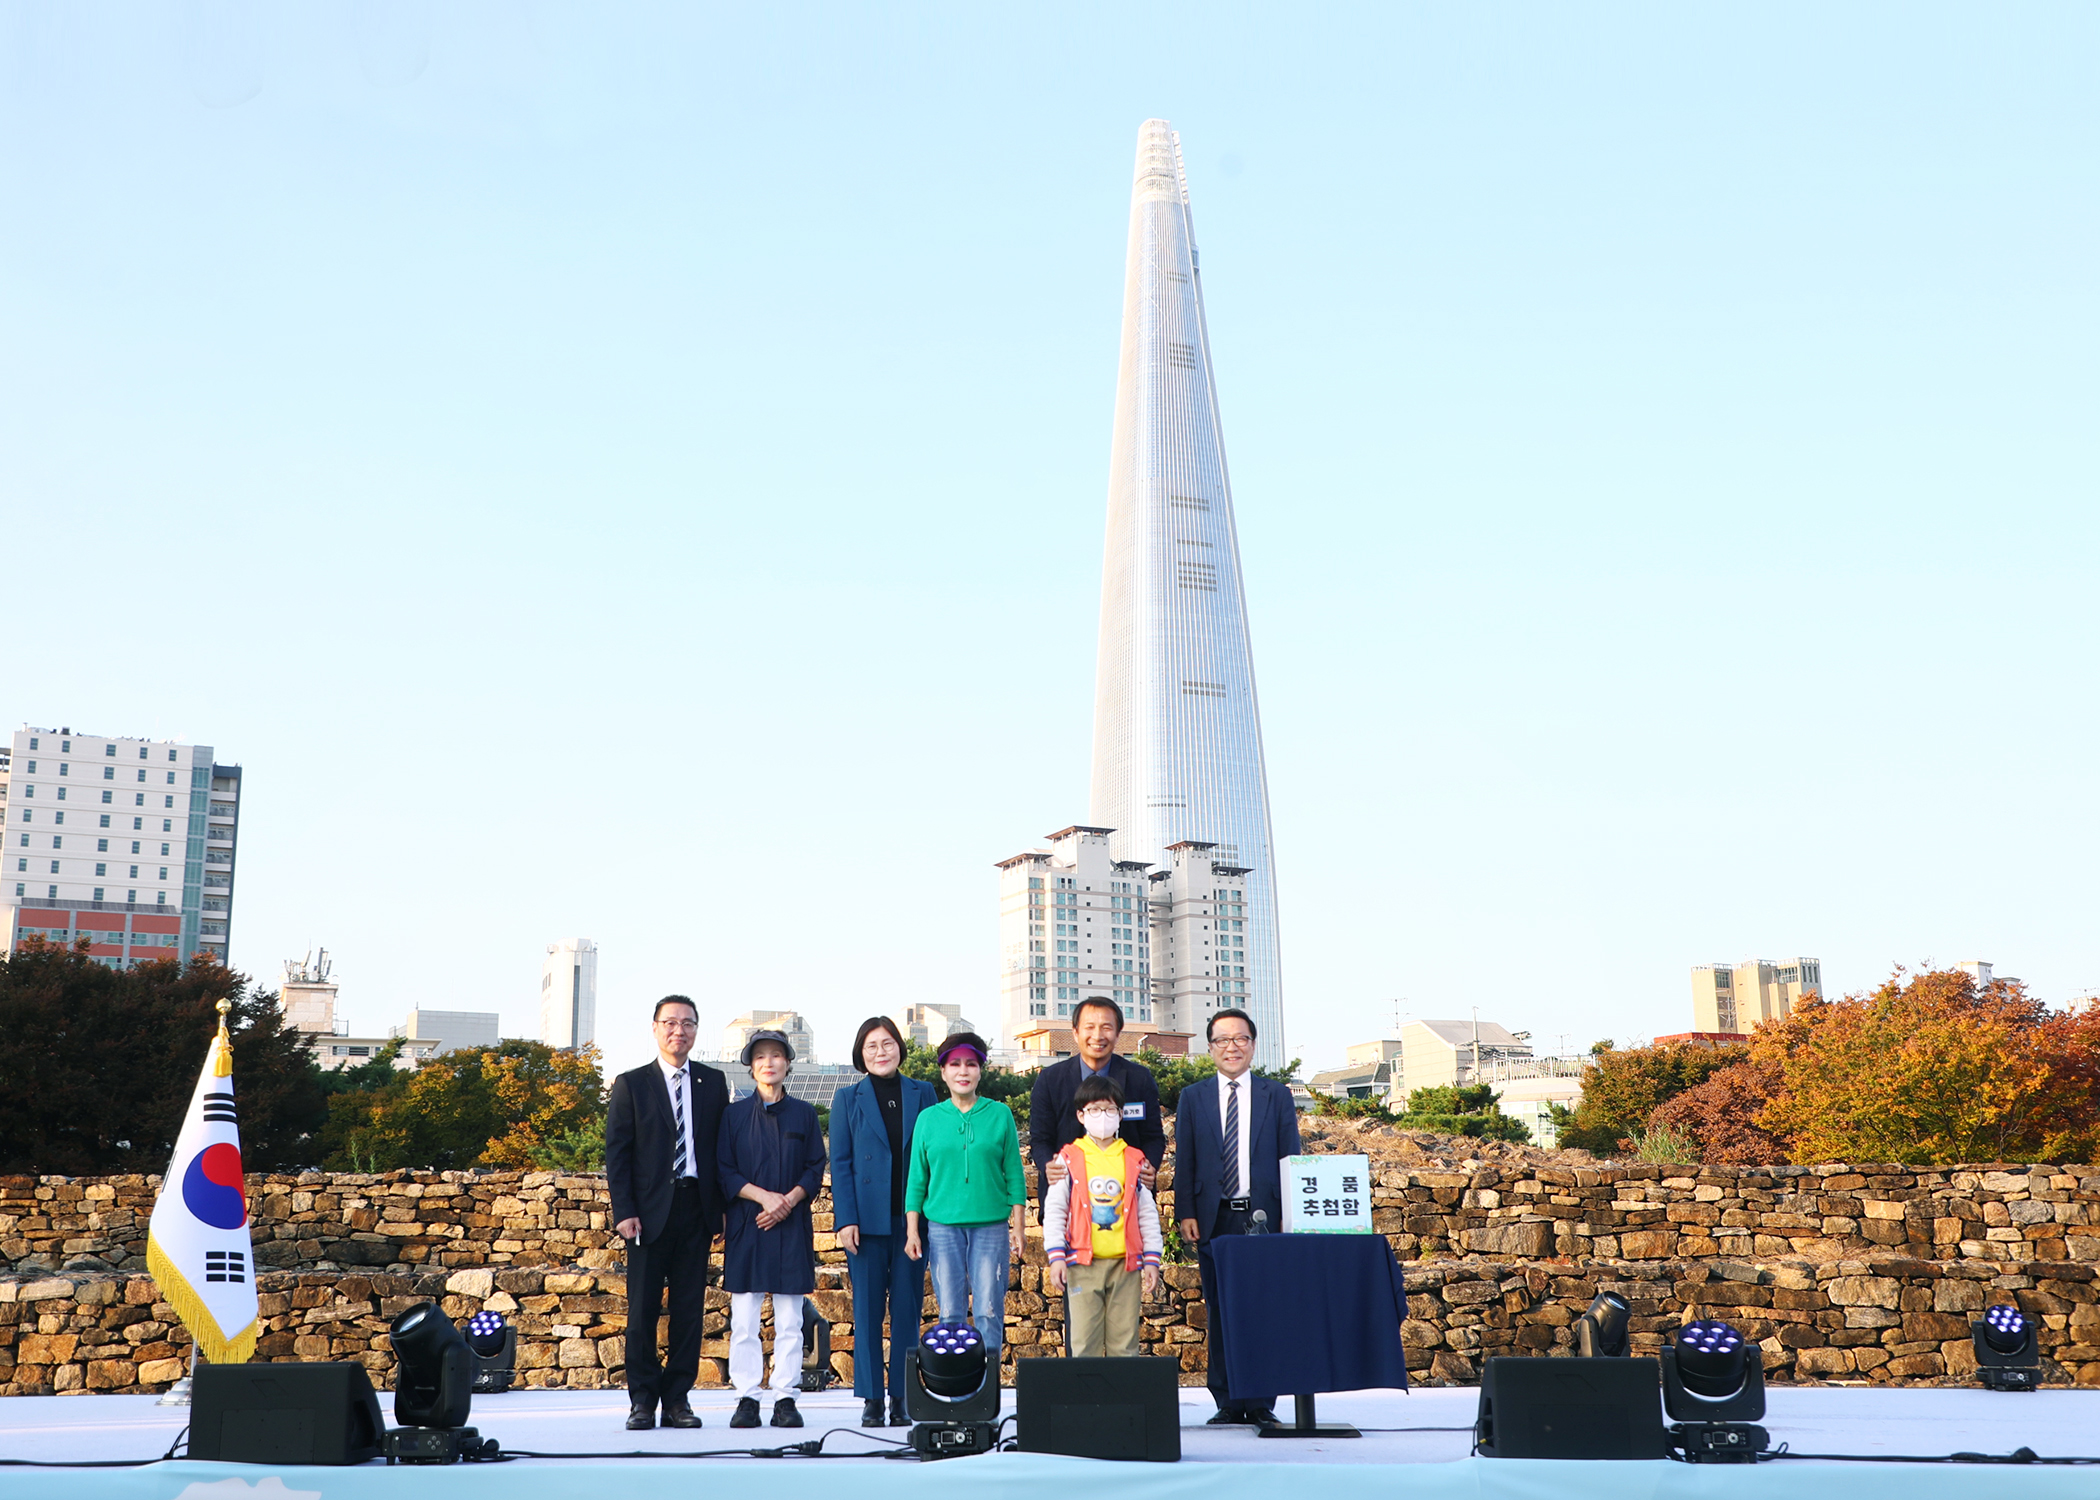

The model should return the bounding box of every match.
[1016,1356,1181,1463]
[191,1362,386,1465]
[1475,1356,1668,1460]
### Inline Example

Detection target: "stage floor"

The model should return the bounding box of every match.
[4,1384,2099,1499]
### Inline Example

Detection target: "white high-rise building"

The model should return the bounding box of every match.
[995,824,1252,1049]
[1147,840,1252,1038]
[1088,121,1286,1067]
[2,726,240,967]
[996,827,1155,1039]
[540,939,598,1049]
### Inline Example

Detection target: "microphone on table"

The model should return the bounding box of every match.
[1251,1210,1268,1235]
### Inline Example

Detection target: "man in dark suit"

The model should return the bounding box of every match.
[606,994,730,1430]
[1027,995,1166,1195]
[1174,1007,1301,1425]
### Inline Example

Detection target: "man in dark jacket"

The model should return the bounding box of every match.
[1027,996,1166,1196]
[605,995,729,1430]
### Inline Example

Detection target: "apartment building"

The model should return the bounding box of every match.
[2,726,240,966]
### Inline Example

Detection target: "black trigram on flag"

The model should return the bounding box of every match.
[202,1091,238,1125]
[205,1250,246,1284]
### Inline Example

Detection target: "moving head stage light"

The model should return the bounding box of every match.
[1973,1303,2040,1392]
[904,1322,1001,1459]
[383,1301,498,1463]
[466,1309,518,1394]
[1661,1319,1768,1462]
[1574,1291,1630,1358]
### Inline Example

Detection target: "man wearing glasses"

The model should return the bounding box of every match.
[607,995,731,1430]
[1173,1007,1301,1426]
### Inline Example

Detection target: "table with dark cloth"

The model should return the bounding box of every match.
[1210,1234,1411,1403]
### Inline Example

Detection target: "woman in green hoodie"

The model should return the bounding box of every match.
[903,1032,1026,1356]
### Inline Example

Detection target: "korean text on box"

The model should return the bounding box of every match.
[1281,1153,1373,1234]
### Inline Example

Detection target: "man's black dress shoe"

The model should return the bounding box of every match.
[661,1399,702,1429]
[888,1398,911,1427]
[730,1397,761,1428]
[861,1398,886,1427]
[626,1400,656,1430]
[770,1397,803,1428]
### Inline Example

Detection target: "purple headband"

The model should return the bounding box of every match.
[937,1040,984,1067]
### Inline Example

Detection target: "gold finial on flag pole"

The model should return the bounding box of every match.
[213,997,234,1077]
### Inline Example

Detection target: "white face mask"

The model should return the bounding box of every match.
[1082,1111,1120,1141]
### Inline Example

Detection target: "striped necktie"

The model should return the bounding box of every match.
[1222,1079,1241,1198]
[671,1068,688,1178]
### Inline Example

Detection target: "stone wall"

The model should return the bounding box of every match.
[7,1149,2100,1396]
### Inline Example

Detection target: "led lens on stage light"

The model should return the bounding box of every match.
[466,1311,509,1357]
[1983,1305,2029,1355]
[918,1322,990,1399]
[1675,1320,1749,1400]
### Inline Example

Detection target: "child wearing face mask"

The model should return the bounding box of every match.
[1042,1076,1163,1357]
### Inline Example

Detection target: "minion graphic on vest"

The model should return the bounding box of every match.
[1089,1175,1123,1230]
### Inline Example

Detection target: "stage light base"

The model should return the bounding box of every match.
[1256,1393,1360,1439]
[155,1376,192,1407]
[1669,1421,1769,1463]
[1979,1367,2038,1392]
[909,1421,1000,1458]
[383,1426,496,1464]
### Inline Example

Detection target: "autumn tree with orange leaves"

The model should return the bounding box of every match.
[1651,968,2099,1166]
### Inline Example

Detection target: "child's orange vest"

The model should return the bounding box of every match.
[1056,1139,1144,1271]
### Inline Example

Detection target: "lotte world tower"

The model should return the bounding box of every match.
[1088,120,1285,1066]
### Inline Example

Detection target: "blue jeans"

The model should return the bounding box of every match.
[846,1226,926,1400]
[925,1220,1009,1352]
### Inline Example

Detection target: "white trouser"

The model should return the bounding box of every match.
[729,1292,806,1402]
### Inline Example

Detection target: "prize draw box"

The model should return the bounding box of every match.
[1281,1153,1374,1233]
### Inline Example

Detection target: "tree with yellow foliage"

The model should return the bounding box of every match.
[322,1039,605,1171]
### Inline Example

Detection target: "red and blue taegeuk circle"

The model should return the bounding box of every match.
[181,1142,247,1229]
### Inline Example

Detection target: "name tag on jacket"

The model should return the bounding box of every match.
[1122,1102,1145,1120]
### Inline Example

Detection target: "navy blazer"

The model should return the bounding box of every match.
[605,1058,731,1243]
[1026,1052,1167,1195]
[828,1072,936,1238]
[1172,1073,1302,1233]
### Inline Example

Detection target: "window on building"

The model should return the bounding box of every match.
[51,836,60,848]
[48,861,58,874]
[137,747,146,759]
[93,887,104,900]
[135,769,145,782]
[161,820,171,832]
[160,844,169,856]
[130,842,139,854]
[128,866,138,878]
[27,739,35,750]
[95,863,106,876]
[156,892,166,906]
[159,868,167,879]
[162,796,172,808]
[166,772,176,785]
[96,838,107,852]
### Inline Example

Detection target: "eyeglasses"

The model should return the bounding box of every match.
[1210,1034,1253,1048]
[655,1019,698,1032]
[1079,1106,1120,1118]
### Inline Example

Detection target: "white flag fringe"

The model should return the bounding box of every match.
[146,997,258,1364]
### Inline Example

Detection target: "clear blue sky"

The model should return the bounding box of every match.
[5,4,2095,1081]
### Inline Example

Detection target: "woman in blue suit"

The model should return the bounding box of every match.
[829,1015,936,1427]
